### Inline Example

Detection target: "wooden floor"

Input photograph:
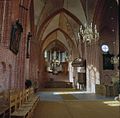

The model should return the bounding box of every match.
[33,89,120,118]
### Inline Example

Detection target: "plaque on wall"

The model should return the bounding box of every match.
[103,53,114,70]
[9,20,23,55]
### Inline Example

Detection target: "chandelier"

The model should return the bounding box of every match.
[111,55,119,64]
[77,0,99,44]
[110,40,119,64]
[78,23,99,44]
[51,58,60,74]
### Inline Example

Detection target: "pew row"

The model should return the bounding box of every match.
[10,88,39,118]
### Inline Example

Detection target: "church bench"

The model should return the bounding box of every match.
[0,106,9,118]
[0,91,9,118]
[10,88,39,118]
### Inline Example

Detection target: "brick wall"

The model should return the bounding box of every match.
[0,0,34,92]
[0,0,15,91]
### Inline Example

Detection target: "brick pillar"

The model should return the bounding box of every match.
[13,0,31,89]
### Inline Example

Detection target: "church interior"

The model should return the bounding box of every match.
[0,0,119,118]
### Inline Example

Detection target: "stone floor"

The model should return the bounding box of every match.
[33,89,120,118]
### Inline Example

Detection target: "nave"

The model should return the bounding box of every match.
[0,0,119,118]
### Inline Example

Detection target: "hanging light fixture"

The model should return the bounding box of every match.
[111,55,119,64]
[78,0,99,44]
[110,42,119,64]
[78,23,99,44]
[50,42,61,74]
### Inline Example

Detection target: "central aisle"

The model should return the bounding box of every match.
[33,89,119,118]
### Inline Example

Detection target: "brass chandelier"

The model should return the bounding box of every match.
[78,0,99,44]
[78,23,99,44]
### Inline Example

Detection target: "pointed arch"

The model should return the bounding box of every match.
[41,28,76,52]
[36,8,82,41]
[43,39,69,53]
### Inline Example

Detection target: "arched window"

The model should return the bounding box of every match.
[1,62,6,73]
[0,62,6,80]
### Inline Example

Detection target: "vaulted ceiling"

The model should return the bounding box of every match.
[33,0,118,57]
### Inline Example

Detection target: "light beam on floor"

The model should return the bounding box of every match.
[103,101,120,107]
[53,91,91,95]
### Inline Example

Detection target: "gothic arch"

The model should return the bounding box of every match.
[41,28,75,53]
[1,62,6,73]
[37,8,82,41]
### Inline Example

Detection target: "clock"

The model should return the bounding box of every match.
[101,44,109,53]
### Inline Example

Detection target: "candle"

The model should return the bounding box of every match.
[78,32,80,38]
[95,25,96,29]
[91,23,92,28]
[82,30,83,34]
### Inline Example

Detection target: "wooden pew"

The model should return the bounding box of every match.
[10,87,39,118]
[10,91,17,114]
[0,91,10,118]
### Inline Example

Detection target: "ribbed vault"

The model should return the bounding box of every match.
[42,28,75,54]
[33,0,118,58]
